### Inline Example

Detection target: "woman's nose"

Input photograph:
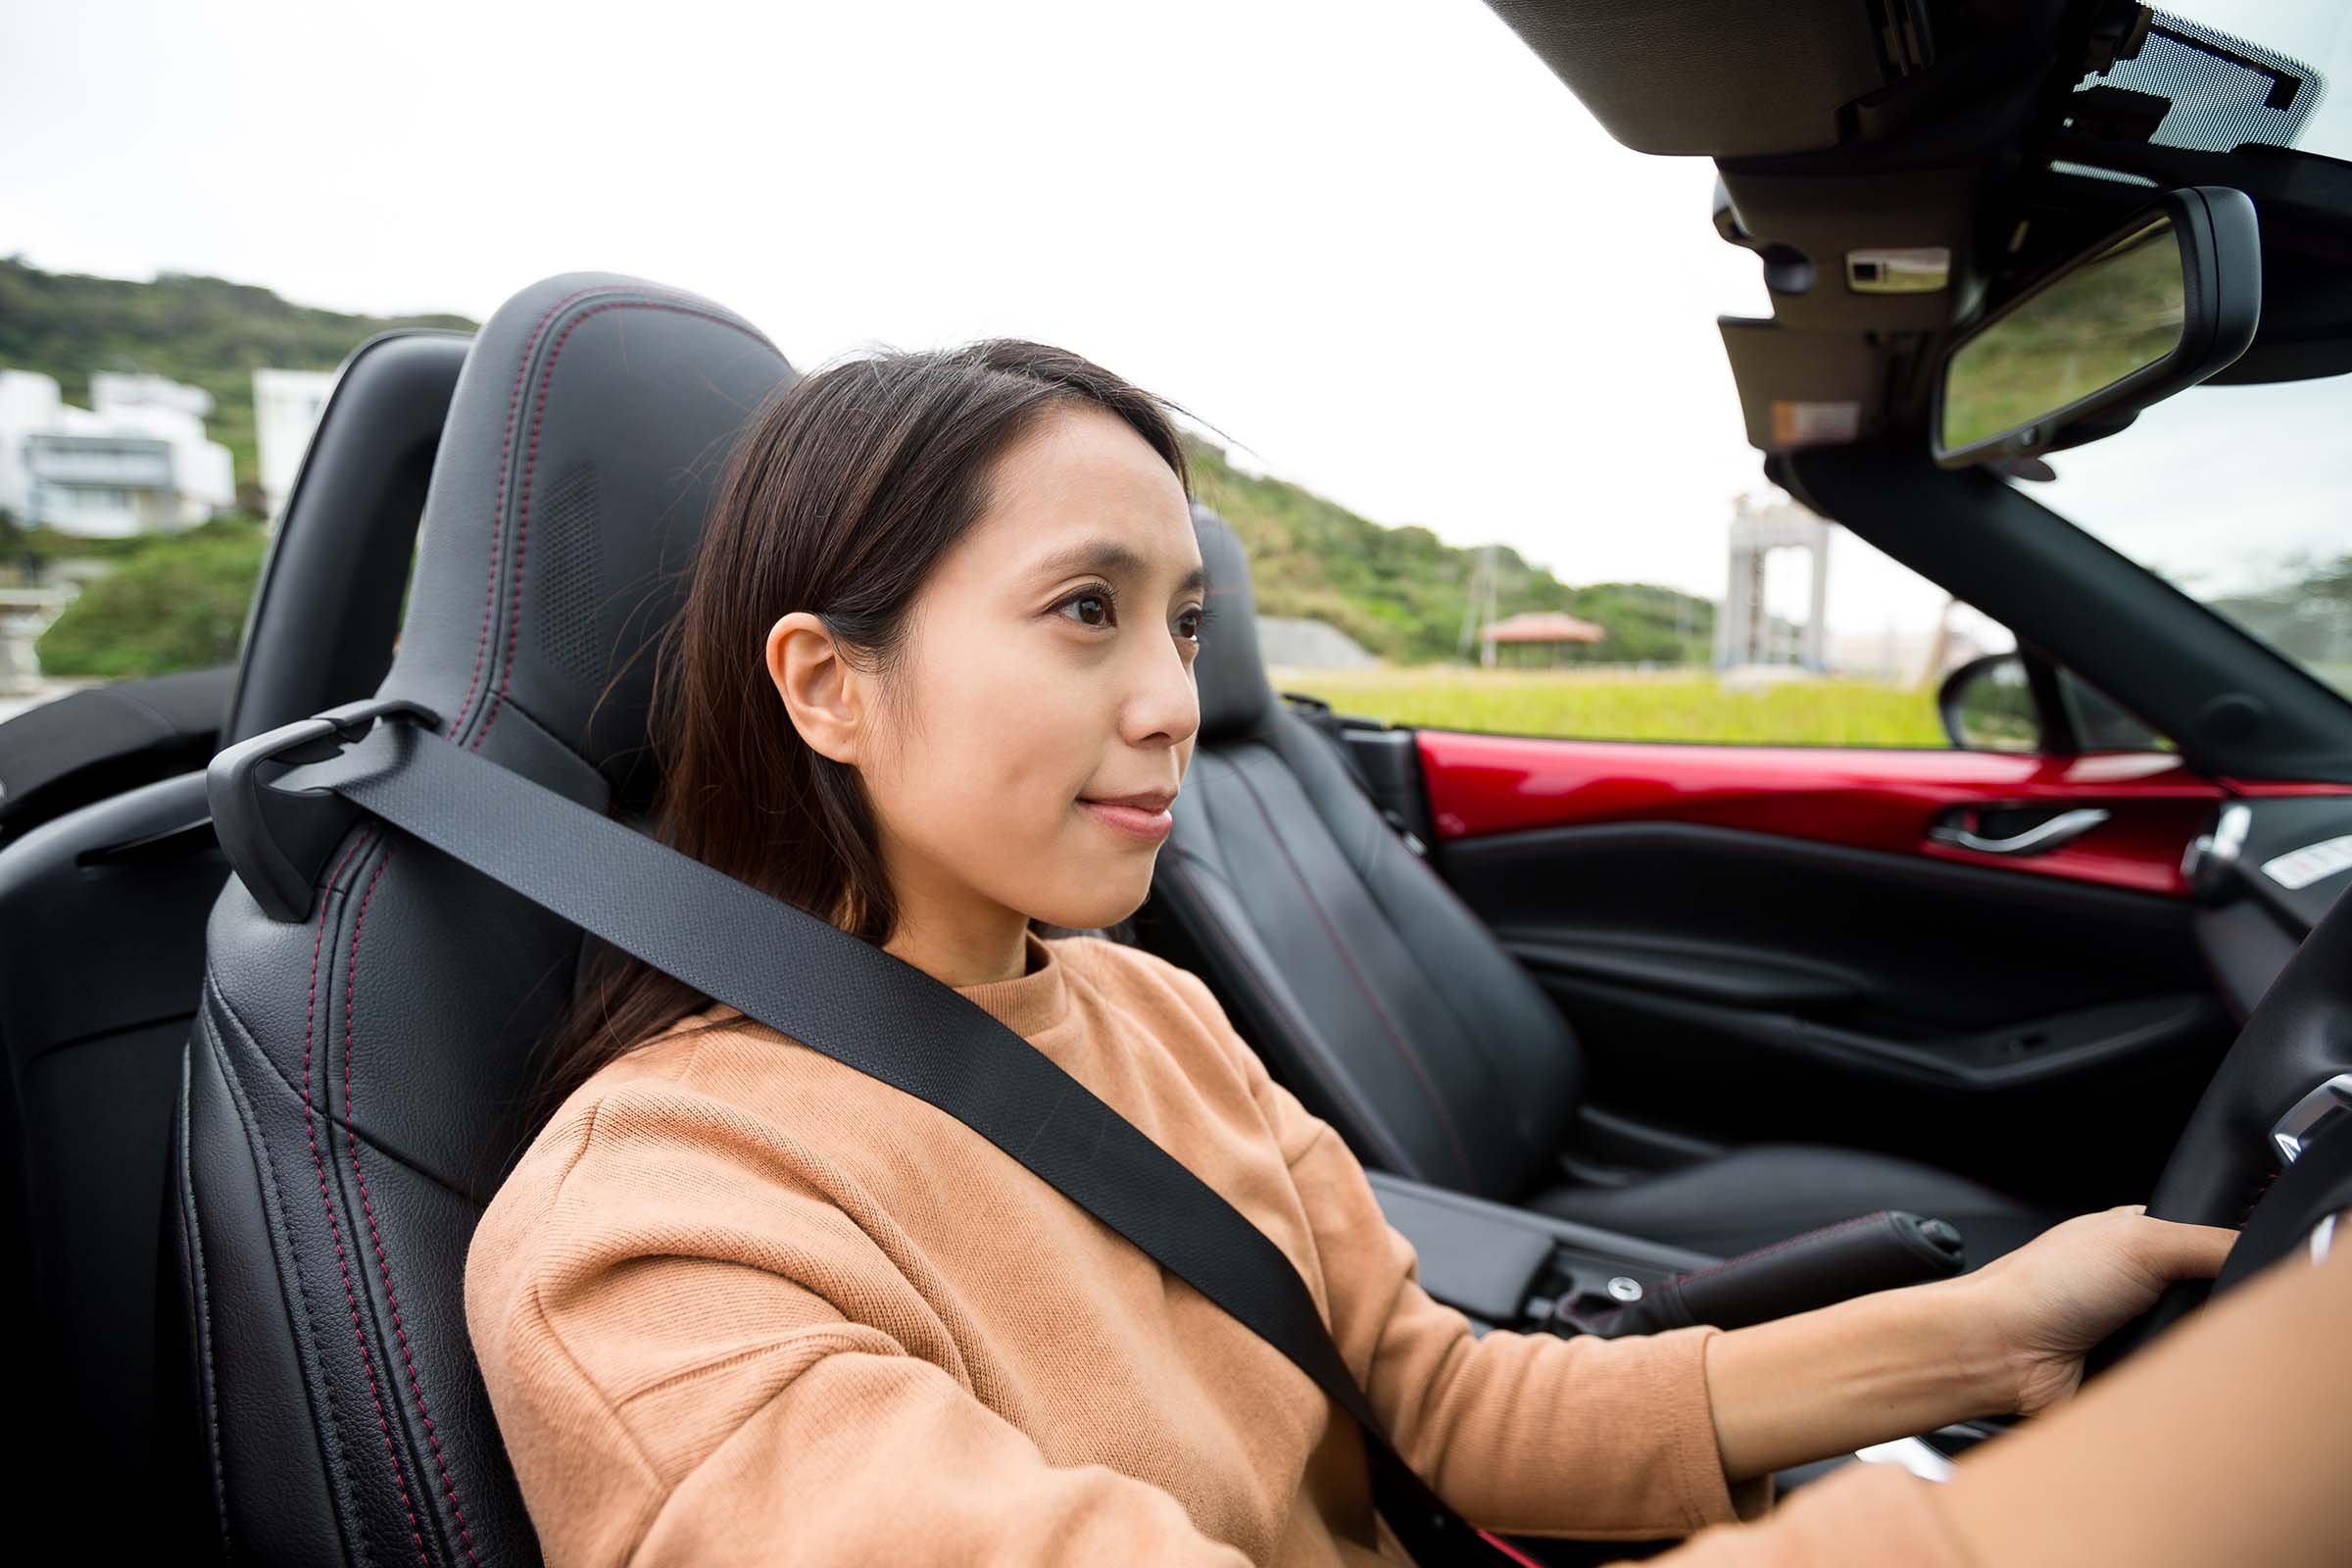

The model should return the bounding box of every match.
[1126,635,1200,749]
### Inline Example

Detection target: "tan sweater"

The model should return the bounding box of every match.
[466,930,1974,1566]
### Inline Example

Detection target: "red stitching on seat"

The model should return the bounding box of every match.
[467,298,778,753]
[344,844,482,1563]
[444,286,601,743]
[1219,756,1483,1190]
[303,831,432,1567]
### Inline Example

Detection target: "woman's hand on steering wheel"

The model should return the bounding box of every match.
[1958,1205,2236,1415]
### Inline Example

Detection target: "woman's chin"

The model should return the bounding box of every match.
[1029,866,1154,933]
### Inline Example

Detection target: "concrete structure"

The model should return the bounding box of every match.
[1258,615,1379,671]
[1478,610,1605,667]
[0,584,77,696]
[0,369,234,537]
[1714,496,1831,672]
[254,368,339,524]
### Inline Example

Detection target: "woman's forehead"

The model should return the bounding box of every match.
[971,407,1200,578]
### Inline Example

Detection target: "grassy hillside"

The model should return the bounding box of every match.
[0,256,477,508]
[1187,438,1713,664]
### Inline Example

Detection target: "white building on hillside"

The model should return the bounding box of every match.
[0,369,235,537]
[254,368,339,524]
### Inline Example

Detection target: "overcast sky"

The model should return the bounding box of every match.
[3,0,2344,639]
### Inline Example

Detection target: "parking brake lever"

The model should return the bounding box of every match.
[1569,1210,1966,1338]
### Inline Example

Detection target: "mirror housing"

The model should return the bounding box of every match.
[1932,185,2260,466]
[1937,653,2041,751]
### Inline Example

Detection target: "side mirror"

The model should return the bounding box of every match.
[1938,653,2041,751]
[1939,652,2171,754]
[1932,185,2260,466]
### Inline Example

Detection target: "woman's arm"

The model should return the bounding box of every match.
[1699,1274,2010,1481]
[1155,953,2234,1541]
[1937,1229,2352,1568]
[1212,1040,1771,1537]
[1624,1220,2352,1567]
[1702,1206,2234,1478]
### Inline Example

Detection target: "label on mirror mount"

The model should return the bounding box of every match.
[1846,246,1950,293]
[1771,400,1860,447]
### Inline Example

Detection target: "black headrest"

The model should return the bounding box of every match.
[227,329,470,749]
[370,274,795,810]
[1192,504,1278,741]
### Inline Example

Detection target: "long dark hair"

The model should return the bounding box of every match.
[528,339,1193,1127]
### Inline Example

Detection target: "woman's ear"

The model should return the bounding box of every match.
[765,611,863,765]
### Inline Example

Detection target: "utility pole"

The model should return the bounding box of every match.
[1457,544,1498,664]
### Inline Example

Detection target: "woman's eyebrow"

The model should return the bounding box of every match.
[1031,539,1210,597]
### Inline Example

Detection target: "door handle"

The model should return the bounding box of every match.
[1928,806,2111,857]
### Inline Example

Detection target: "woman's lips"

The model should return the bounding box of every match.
[1079,799,1174,842]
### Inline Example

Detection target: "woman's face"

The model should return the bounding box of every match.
[852,404,1206,940]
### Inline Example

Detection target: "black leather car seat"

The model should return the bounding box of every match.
[1152,508,2058,1263]
[172,274,795,1565]
[1,326,468,1563]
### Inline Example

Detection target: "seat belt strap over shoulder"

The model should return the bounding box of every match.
[208,705,1528,1567]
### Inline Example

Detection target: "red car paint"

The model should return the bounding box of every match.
[1415,731,2234,896]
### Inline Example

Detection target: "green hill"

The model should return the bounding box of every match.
[3,258,1714,672]
[1187,439,1712,664]
[0,255,476,510]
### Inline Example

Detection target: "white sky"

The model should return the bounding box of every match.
[2,0,2344,642]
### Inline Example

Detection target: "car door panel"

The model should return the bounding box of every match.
[1418,730,2225,895]
[1416,731,2241,1205]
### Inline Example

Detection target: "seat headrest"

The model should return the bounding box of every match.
[1192,504,1279,741]
[368,273,795,810]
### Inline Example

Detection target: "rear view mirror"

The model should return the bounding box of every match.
[1932,185,2259,466]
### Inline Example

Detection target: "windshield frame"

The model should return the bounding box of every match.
[1787,437,2352,786]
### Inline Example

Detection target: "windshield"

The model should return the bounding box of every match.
[2082,1,2351,161]
[2032,0,2352,701]
[2031,373,2352,698]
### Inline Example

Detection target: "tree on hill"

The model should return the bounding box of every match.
[33,517,270,679]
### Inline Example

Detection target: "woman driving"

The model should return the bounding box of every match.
[463,339,2347,1566]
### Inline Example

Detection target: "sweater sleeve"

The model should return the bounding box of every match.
[1152,960,1773,1542]
[1615,1459,1976,1567]
[466,1087,1255,1568]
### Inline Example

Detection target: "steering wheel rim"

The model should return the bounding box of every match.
[2089,874,2352,1370]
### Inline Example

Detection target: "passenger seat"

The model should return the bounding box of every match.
[1150,507,2056,1263]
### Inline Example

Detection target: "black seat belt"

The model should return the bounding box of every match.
[219,705,1529,1567]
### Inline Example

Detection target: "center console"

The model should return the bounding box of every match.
[1369,1170,1966,1337]
[1366,1170,1714,1334]
[1366,1169,1998,1484]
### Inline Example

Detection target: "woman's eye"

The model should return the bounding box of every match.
[1058,591,1113,627]
[1176,608,1204,642]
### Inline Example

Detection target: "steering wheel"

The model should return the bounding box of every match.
[2090,875,2352,1369]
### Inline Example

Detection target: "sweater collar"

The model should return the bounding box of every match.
[952,926,1071,1039]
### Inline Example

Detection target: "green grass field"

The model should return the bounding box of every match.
[1277,666,1952,747]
